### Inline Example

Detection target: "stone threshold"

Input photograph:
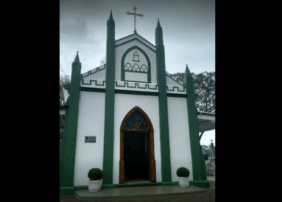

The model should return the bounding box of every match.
[75,185,204,201]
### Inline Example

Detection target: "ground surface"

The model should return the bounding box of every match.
[60,187,215,202]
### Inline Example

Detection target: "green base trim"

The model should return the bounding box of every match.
[74,186,88,191]
[115,182,163,188]
[80,87,106,92]
[60,186,75,195]
[101,184,116,189]
[114,89,159,96]
[167,93,187,97]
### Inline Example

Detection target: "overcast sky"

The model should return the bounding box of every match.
[60,0,215,146]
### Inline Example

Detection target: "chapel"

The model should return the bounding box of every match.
[60,10,211,195]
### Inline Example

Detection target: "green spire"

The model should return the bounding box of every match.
[107,10,115,38]
[157,18,161,28]
[73,51,80,63]
[107,10,115,25]
[155,18,163,46]
[185,64,191,75]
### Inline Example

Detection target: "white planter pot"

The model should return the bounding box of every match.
[88,180,102,192]
[179,177,189,188]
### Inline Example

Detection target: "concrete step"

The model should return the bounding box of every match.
[75,185,204,201]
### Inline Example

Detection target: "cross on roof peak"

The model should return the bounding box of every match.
[126,6,144,33]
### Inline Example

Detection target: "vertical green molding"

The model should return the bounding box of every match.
[155,19,172,182]
[183,65,209,188]
[102,11,115,185]
[60,53,81,194]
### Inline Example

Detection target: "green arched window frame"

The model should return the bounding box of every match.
[133,51,140,62]
[121,46,151,83]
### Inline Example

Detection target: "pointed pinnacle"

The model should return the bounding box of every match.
[109,10,114,20]
[157,18,161,28]
[185,64,191,75]
[74,51,80,63]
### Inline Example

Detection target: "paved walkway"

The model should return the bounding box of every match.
[60,176,215,202]
[60,188,215,202]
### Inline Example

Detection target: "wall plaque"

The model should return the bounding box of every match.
[85,136,96,143]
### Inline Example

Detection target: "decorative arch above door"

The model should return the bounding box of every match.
[119,106,156,184]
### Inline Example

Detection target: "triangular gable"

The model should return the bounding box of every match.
[115,33,156,52]
[166,71,184,87]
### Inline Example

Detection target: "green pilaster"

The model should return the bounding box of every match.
[60,53,81,195]
[155,19,172,182]
[102,11,115,185]
[183,65,209,188]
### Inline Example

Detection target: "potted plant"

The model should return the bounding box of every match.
[176,167,190,187]
[88,168,103,192]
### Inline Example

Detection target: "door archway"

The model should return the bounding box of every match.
[119,106,156,184]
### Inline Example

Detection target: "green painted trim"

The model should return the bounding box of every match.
[116,38,156,53]
[115,182,163,188]
[102,12,115,185]
[115,33,135,42]
[166,73,184,87]
[155,24,172,182]
[60,186,75,195]
[200,146,208,180]
[81,64,106,78]
[166,86,185,92]
[80,87,106,92]
[122,80,148,83]
[136,33,156,48]
[114,89,159,96]
[167,93,187,97]
[183,66,207,181]
[121,46,151,83]
[74,186,88,191]
[81,79,106,87]
[115,81,158,90]
[60,55,81,190]
[125,70,148,74]
[102,184,117,189]
[116,33,156,48]
[116,38,155,52]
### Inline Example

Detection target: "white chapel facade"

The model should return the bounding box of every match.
[60,10,209,195]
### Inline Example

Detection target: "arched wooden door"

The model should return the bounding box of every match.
[119,106,156,184]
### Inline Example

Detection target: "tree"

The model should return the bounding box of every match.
[60,74,71,105]
[172,71,215,140]
[99,56,106,65]
[172,71,215,113]
[201,145,210,157]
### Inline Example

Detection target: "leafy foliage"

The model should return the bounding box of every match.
[60,75,71,105]
[88,168,103,180]
[176,167,190,177]
[172,71,215,113]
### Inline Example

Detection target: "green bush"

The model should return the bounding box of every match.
[88,168,103,180]
[176,167,190,177]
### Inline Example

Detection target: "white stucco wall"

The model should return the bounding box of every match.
[73,91,105,186]
[167,97,193,181]
[113,93,162,184]
[125,72,148,82]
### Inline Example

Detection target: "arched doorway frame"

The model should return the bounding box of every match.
[119,106,156,184]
